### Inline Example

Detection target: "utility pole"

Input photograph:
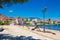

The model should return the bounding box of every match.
[41,7,47,32]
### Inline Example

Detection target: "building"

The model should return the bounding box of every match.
[32,18,40,22]
[0,14,22,25]
[15,17,23,25]
[0,14,8,23]
[50,20,58,24]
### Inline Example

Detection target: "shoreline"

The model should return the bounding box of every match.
[21,25,60,40]
[0,24,60,31]
[30,25,60,32]
[30,27,60,40]
[0,25,60,40]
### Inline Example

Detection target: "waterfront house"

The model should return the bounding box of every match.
[57,21,60,24]
[15,17,23,25]
[49,20,58,24]
[0,14,22,25]
[31,18,40,25]
[0,14,8,23]
[8,18,16,24]
[32,18,40,22]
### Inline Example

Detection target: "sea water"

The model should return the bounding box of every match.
[39,24,60,31]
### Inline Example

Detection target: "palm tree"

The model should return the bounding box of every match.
[48,19,51,24]
[0,0,28,8]
[41,7,47,32]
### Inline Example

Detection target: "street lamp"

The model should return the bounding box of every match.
[41,7,47,32]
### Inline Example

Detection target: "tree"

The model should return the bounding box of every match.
[0,0,28,8]
[23,18,30,29]
[4,19,10,25]
[41,7,47,32]
[48,19,51,24]
[0,21,3,25]
[58,21,60,24]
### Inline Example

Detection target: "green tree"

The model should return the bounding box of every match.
[58,21,60,24]
[33,21,37,25]
[23,18,30,28]
[0,0,28,8]
[39,21,43,24]
[4,19,10,25]
[0,21,3,25]
[48,19,51,24]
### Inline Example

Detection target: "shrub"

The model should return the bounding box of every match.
[0,21,4,25]
[4,19,10,25]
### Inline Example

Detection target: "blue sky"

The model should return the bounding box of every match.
[0,0,60,20]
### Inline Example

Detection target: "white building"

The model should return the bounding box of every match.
[32,18,39,22]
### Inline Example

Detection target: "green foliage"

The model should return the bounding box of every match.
[15,0,28,3]
[0,0,28,8]
[0,21,4,25]
[47,19,51,24]
[23,18,30,26]
[48,19,51,21]
[4,19,10,25]
[45,22,49,24]
[39,21,50,24]
[33,21,37,25]
[25,22,30,26]
[4,0,11,3]
[58,21,60,23]
[40,21,43,23]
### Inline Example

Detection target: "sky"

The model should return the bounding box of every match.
[0,0,60,20]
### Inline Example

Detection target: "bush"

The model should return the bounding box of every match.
[4,19,10,25]
[0,21,4,25]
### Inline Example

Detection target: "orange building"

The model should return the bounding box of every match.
[0,14,8,22]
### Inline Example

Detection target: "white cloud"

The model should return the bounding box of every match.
[9,10,13,13]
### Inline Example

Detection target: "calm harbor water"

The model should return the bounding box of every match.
[39,24,60,31]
